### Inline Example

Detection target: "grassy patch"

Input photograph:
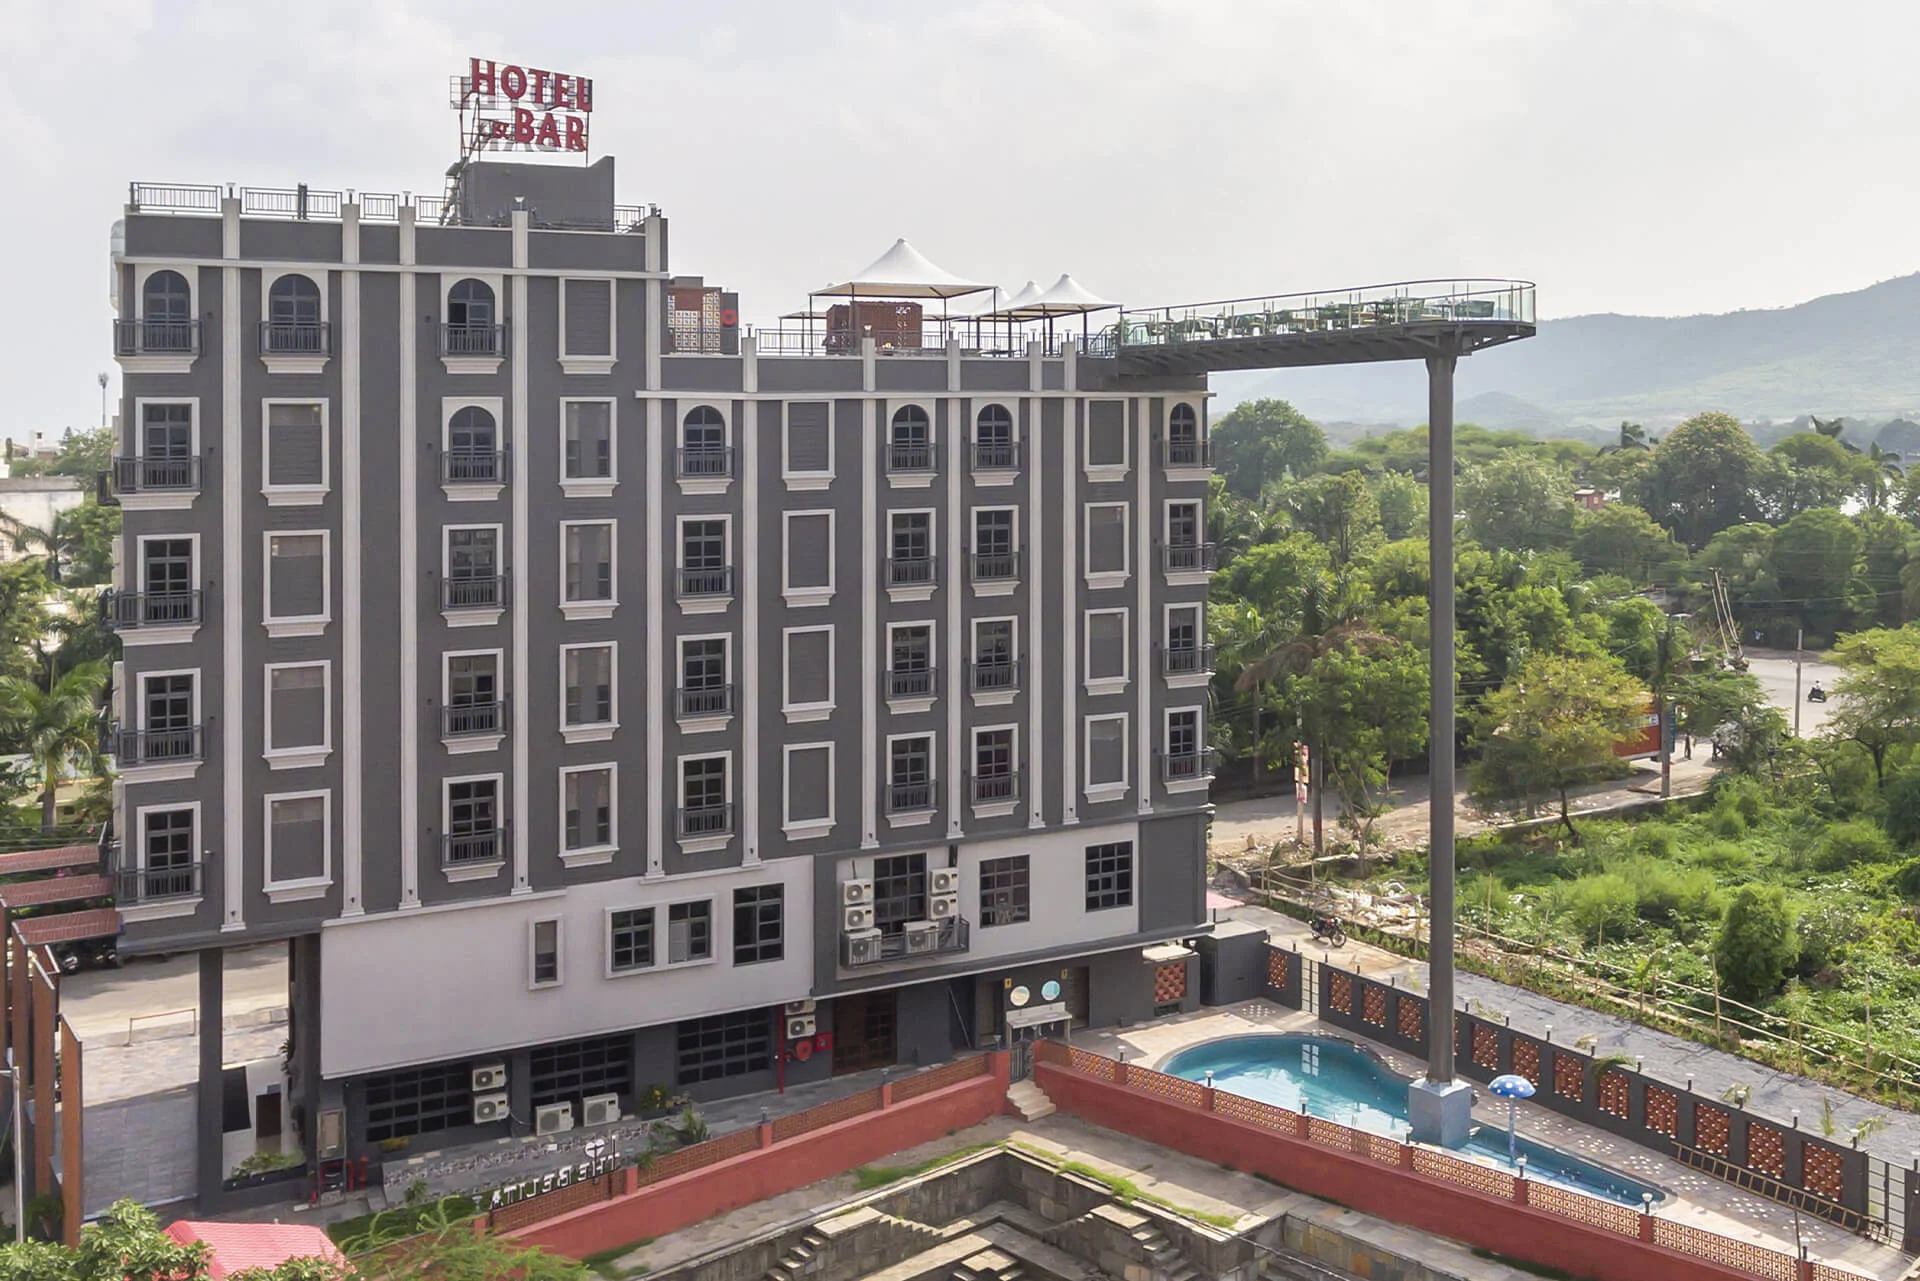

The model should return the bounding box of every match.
[327,1194,478,1250]
[1008,1142,1237,1229]
[852,1143,994,1190]
[579,1236,654,1278]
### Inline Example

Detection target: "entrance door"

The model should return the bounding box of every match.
[1063,966,1091,1029]
[832,990,898,1075]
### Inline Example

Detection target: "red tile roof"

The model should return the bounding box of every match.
[0,844,98,876]
[12,907,120,946]
[164,1220,348,1280]
[0,875,113,909]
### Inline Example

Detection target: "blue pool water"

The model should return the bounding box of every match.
[1161,1034,1664,1207]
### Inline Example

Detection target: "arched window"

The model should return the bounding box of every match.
[888,405,933,473]
[448,278,495,329]
[1168,404,1198,441]
[891,405,930,447]
[682,405,726,452]
[265,274,323,353]
[446,407,500,483]
[1166,403,1203,466]
[974,404,1016,469]
[141,270,193,353]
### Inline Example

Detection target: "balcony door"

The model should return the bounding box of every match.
[831,990,898,1076]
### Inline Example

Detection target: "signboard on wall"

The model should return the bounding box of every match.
[481,1137,620,1211]
[1006,1002,1069,1029]
[454,58,594,154]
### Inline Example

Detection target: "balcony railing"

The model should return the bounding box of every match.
[842,916,969,967]
[678,802,734,839]
[970,550,1019,583]
[442,323,506,357]
[116,725,203,766]
[1163,542,1217,574]
[443,700,505,738]
[970,771,1019,805]
[886,779,936,813]
[886,667,935,700]
[442,575,507,610]
[1164,438,1211,468]
[887,555,936,588]
[114,318,199,357]
[443,450,507,484]
[677,566,735,599]
[110,456,199,495]
[258,321,333,356]
[676,684,734,718]
[115,856,204,903]
[970,659,1019,694]
[1163,644,1215,677]
[972,440,1019,470]
[104,589,202,630]
[676,446,735,480]
[887,441,935,473]
[1162,750,1213,783]
[443,829,503,868]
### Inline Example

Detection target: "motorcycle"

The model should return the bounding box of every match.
[1807,685,1827,704]
[1310,914,1347,947]
[51,939,121,975]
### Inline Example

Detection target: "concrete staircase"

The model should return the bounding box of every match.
[1128,1221,1201,1281]
[761,1207,944,1281]
[1005,1079,1055,1121]
[950,1246,1026,1281]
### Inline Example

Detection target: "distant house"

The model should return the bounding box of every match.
[0,476,86,559]
[1573,487,1605,511]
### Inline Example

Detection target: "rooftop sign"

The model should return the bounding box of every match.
[454,58,593,154]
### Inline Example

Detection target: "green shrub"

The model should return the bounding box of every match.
[1714,884,1799,1000]
[1796,904,1859,976]
[1703,805,1747,839]
[1883,769,1920,848]
[1713,775,1769,825]
[1893,858,1920,901]
[1631,823,1678,861]
[1685,840,1753,874]
[1623,860,1719,924]
[1562,873,1639,942]
[1814,820,1897,871]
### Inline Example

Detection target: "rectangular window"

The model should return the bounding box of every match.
[890,512,931,563]
[1086,841,1135,911]
[141,538,194,600]
[974,727,1015,803]
[980,856,1031,927]
[529,1033,631,1112]
[1087,401,1128,468]
[266,793,328,888]
[1167,501,1201,546]
[143,807,196,879]
[265,402,326,491]
[531,919,561,987]
[563,766,613,851]
[1085,505,1128,579]
[1086,609,1128,684]
[680,756,730,837]
[444,653,500,737]
[562,279,613,356]
[142,672,195,734]
[888,624,933,699]
[143,402,194,459]
[972,618,1015,692]
[266,663,328,757]
[563,522,615,603]
[733,885,784,965]
[679,637,728,717]
[783,511,834,595]
[563,402,613,480]
[563,644,615,728]
[675,1010,772,1085]
[609,908,653,972]
[266,532,327,626]
[784,401,832,476]
[1167,605,1201,651]
[363,1063,472,1143]
[1087,714,1128,790]
[783,627,833,715]
[445,777,500,865]
[681,519,726,569]
[887,735,933,813]
[972,508,1016,580]
[783,743,833,831]
[668,900,713,964]
[873,852,927,936]
[1168,708,1201,758]
[446,527,499,585]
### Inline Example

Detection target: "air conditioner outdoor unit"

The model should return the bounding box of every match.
[845,928,883,965]
[843,904,875,933]
[784,998,816,1016]
[904,921,940,954]
[786,1014,817,1040]
[929,893,959,920]
[581,1093,621,1128]
[842,878,873,906]
[931,868,960,894]
[535,1101,575,1136]
[471,1061,508,1093]
[472,1092,509,1125]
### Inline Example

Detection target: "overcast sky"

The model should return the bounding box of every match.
[6,0,1918,433]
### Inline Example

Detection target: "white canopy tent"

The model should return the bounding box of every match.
[1016,273,1121,344]
[816,238,994,300]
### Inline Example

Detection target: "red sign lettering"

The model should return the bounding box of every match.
[564,115,586,151]
[461,57,593,153]
[576,79,593,112]
[469,57,496,97]
[500,64,527,99]
[531,69,551,106]
[510,108,536,144]
[535,113,560,148]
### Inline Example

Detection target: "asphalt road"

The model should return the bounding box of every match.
[1741,650,1841,738]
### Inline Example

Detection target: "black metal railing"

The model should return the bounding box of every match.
[115,725,203,766]
[887,441,935,473]
[886,780,936,813]
[442,323,506,357]
[116,858,203,903]
[676,446,735,480]
[970,771,1019,805]
[678,802,734,839]
[1162,750,1213,782]
[442,575,507,610]
[972,440,1019,470]
[1163,542,1217,574]
[443,700,505,738]
[104,589,202,629]
[110,455,199,494]
[114,318,200,357]
[443,829,503,867]
[970,659,1019,693]
[258,321,332,356]
[443,451,507,484]
[887,555,936,588]
[1164,438,1211,468]
[1163,644,1216,677]
[676,684,734,718]
[677,566,735,599]
[970,551,1019,582]
[842,916,969,966]
[887,667,936,700]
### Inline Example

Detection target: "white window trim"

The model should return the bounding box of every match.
[1166,399,1210,478]
[528,917,565,990]
[560,518,618,620]
[970,723,1020,819]
[781,400,835,491]
[781,742,836,839]
[262,529,331,637]
[124,533,201,646]
[559,642,618,742]
[1084,712,1130,803]
[969,504,1020,598]
[263,659,332,770]
[442,396,507,501]
[263,788,333,903]
[1084,607,1130,696]
[1163,705,1213,795]
[443,771,506,882]
[124,665,201,784]
[559,762,619,867]
[970,401,1020,488]
[677,400,734,495]
[123,398,201,512]
[260,397,330,506]
[1163,601,1211,689]
[676,750,735,854]
[1084,397,1130,481]
[970,615,1018,707]
[885,619,937,715]
[782,509,836,607]
[260,269,331,373]
[886,507,938,603]
[676,632,734,733]
[1164,497,1209,586]
[559,397,618,497]
[886,399,938,489]
[441,273,505,375]
[604,904,659,978]
[885,731,937,829]
[1083,502,1131,590]
[441,522,505,628]
[676,513,733,614]
[125,801,203,923]
[126,266,199,373]
[442,647,506,755]
[662,895,719,969]
[558,277,618,375]
[782,625,835,724]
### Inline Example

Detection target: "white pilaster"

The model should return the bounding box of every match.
[510,211,531,894]
[646,397,665,877]
[397,208,420,909]
[1027,396,1044,831]
[861,398,878,849]
[220,199,244,931]
[1060,395,1078,827]
[1136,395,1154,816]
[340,203,364,914]
[946,396,964,840]
[741,397,761,867]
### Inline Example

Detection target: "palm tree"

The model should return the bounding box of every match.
[0,662,108,832]
[1600,421,1652,455]
[1864,442,1905,508]
[1812,415,1859,453]
[0,513,66,583]
[1212,600,1295,787]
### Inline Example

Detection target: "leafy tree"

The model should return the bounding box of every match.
[1599,420,1654,454]
[1852,509,1913,628]
[1210,399,1327,498]
[1571,503,1682,585]
[1827,626,1920,785]
[47,426,113,480]
[1275,470,1379,565]
[0,561,51,684]
[0,661,106,831]
[1714,884,1799,1001]
[1768,508,1863,631]
[1644,411,1765,549]
[1882,766,1920,847]
[1670,668,1786,769]
[1458,453,1574,553]
[1469,652,1646,837]
[1289,641,1429,863]
[1862,441,1906,510]
[1369,470,1427,542]
[0,501,120,588]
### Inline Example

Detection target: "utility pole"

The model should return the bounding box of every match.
[1793,628,1804,738]
[97,372,108,429]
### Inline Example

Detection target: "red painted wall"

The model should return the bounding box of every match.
[508,1055,1010,1258]
[1036,1063,1765,1281]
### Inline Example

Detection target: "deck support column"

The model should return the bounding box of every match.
[196,949,225,1211]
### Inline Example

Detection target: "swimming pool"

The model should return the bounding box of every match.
[1160,1034,1665,1207]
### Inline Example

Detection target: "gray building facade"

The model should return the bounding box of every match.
[107,158,1215,1183]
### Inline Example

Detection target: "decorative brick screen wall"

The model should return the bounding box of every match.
[1330,971,1353,1014]
[1154,962,1187,1004]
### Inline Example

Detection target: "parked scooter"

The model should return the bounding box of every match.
[51,939,121,974]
